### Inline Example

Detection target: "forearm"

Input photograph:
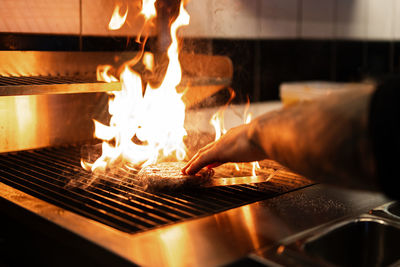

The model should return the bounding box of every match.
[248,88,378,190]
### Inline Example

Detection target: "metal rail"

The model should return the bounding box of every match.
[0,75,121,96]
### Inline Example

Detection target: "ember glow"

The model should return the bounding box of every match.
[82,1,189,172]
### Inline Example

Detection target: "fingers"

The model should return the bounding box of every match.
[182,142,219,175]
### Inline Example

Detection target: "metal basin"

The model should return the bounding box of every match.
[387,202,400,218]
[304,219,400,267]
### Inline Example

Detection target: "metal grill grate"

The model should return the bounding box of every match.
[0,146,312,233]
[0,75,121,96]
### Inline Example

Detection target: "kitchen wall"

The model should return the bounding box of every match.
[184,0,399,41]
[0,0,398,102]
[183,0,399,102]
[0,0,398,40]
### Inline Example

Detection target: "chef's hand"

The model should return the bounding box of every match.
[182,123,267,175]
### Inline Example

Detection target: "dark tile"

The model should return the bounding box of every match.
[181,38,213,54]
[364,41,391,80]
[212,39,256,103]
[82,36,149,51]
[392,42,400,74]
[335,40,365,82]
[259,40,334,101]
[0,33,80,51]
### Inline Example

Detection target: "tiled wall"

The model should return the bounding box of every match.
[0,0,80,35]
[0,0,145,36]
[183,0,398,40]
[0,0,398,40]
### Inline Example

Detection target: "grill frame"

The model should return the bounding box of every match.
[0,146,312,234]
[0,145,387,267]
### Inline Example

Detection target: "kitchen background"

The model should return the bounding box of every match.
[0,0,397,102]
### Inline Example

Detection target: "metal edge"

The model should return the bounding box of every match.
[0,82,121,96]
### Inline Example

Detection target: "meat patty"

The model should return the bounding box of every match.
[136,162,214,191]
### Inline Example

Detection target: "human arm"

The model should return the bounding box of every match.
[183,86,379,191]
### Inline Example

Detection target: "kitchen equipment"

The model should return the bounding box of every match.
[0,50,322,266]
[280,81,374,106]
[258,201,400,267]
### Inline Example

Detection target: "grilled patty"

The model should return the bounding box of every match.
[136,162,214,191]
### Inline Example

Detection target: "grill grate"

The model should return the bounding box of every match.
[0,146,312,233]
[0,75,120,96]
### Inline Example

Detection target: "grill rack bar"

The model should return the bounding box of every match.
[0,75,121,96]
[0,146,312,233]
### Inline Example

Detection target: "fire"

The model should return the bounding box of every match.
[96,65,118,83]
[142,52,154,71]
[243,106,261,176]
[209,93,260,176]
[82,1,190,172]
[108,4,128,30]
[141,0,157,20]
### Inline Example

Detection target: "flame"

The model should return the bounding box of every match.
[96,65,118,83]
[243,104,260,176]
[209,92,260,176]
[108,4,129,30]
[141,0,157,20]
[83,1,190,172]
[142,52,154,71]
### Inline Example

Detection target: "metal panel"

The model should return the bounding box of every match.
[0,76,121,96]
[0,93,109,153]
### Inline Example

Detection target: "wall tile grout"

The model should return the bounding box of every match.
[296,0,303,38]
[79,0,83,51]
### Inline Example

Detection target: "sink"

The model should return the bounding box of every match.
[387,202,400,217]
[258,209,400,267]
[304,219,400,267]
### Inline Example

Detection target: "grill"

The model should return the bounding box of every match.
[0,75,120,96]
[0,146,312,234]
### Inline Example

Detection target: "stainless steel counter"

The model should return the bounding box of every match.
[0,181,388,266]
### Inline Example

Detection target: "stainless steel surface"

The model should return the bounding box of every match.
[0,51,136,77]
[0,51,233,89]
[0,50,234,152]
[0,75,121,96]
[0,93,108,153]
[0,181,388,267]
[256,210,400,267]
[304,217,400,266]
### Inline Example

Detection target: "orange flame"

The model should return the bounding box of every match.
[142,52,154,71]
[83,1,190,172]
[96,65,118,83]
[209,93,260,176]
[243,101,260,176]
[108,4,129,30]
[141,0,157,20]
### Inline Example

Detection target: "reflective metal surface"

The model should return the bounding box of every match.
[0,51,232,96]
[257,212,400,267]
[0,75,120,96]
[0,181,388,267]
[304,218,400,266]
[0,51,233,152]
[0,93,108,153]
